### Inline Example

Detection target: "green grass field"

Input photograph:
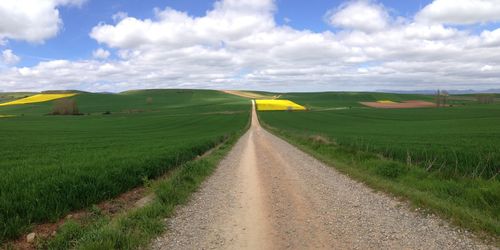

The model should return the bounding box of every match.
[258,92,500,237]
[0,89,250,243]
[1,89,499,243]
[261,92,499,178]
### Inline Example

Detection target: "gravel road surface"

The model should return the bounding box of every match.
[152,101,493,249]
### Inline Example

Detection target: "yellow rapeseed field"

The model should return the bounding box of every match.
[376,100,397,104]
[255,99,306,111]
[0,93,77,107]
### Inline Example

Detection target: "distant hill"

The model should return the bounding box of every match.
[375,89,500,94]
[41,90,88,94]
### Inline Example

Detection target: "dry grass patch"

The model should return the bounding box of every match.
[221,90,269,99]
[308,135,335,145]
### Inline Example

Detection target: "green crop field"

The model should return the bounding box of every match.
[260,92,499,178]
[0,89,250,243]
[258,92,500,236]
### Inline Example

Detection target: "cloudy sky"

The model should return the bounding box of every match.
[1,0,500,92]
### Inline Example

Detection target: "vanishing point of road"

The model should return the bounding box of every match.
[152,101,492,249]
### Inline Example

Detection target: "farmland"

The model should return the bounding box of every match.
[1,89,498,246]
[255,99,306,111]
[0,89,250,243]
[0,93,77,106]
[260,92,499,178]
[258,92,500,236]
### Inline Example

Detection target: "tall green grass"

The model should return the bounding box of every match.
[0,90,250,243]
[39,118,248,250]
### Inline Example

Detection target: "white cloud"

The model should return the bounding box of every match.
[0,0,86,43]
[92,48,111,59]
[480,65,493,72]
[1,49,20,65]
[1,0,500,92]
[326,0,389,33]
[90,1,276,50]
[403,23,459,40]
[479,28,500,47]
[112,12,128,22]
[416,0,500,25]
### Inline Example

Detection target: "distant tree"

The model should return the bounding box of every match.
[476,94,494,104]
[441,90,449,106]
[435,90,441,108]
[435,89,449,108]
[52,99,80,115]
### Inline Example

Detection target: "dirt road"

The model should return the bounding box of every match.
[152,101,490,249]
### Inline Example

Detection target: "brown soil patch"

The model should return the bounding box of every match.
[360,100,436,109]
[221,90,282,99]
[308,135,335,145]
[9,186,151,250]
[221,90,267,99]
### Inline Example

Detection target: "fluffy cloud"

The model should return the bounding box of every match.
[1,0,500,92]
[92,48,111,59]
[479,28,500,47]
[112,12,128,22]
[90,1,275,50]
[1,49,20,65]
[326,0,389,33]
[416,0,500,25]
[0,0,86,43]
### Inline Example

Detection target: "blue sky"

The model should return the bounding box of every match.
[1,0,500,92]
